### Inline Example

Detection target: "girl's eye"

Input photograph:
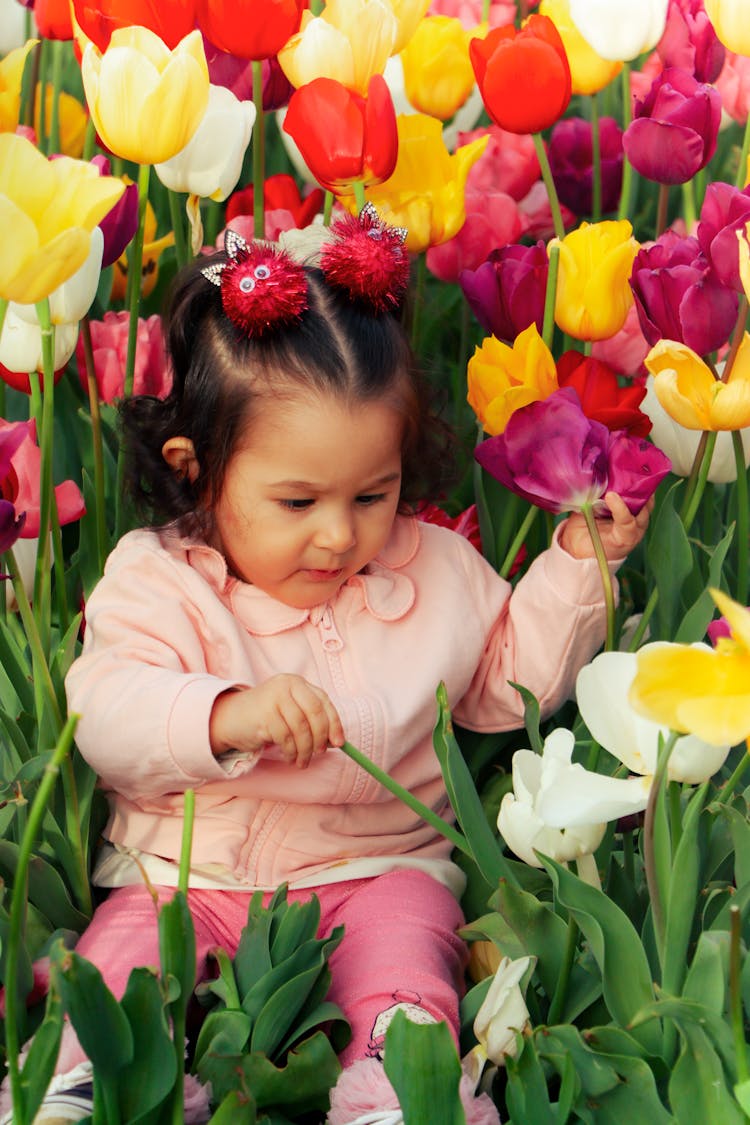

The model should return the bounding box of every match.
[279,499,314,511]
[356,493,387,506]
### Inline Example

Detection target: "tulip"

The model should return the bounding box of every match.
[71,0,197,51]
[707,614,732,645]
[641,376,750,481]
[497,728,650,871]
[0,418,85,538]
[517,178,577,241]
[475,387,670,514]
[0,40,37,134]
[467,323,558,435]
[539,0,623,95]
[714,51,750,126]
[283,74,398,196]
[81,26,210,166]
[460,242,549,342]
[355,113,488,251]
[569,0,669,62]
[225,174,324,243]
[697,181,750,293]
[110,193,174,302]
[630,230,739,357]
[90,157,139,268]
[0,315,74,389]
[278,0,397,96]
[472,956,532,1065]
[425,190,525,283]
[622,67,721,186]
[75,310,170,403]
[208,51,293,111]
[470,15,571,135]
[34,84,88,158]
[195,0,305,60]
[383,0,431,53]
[577,646,732,783]
[154,85,255,202]
[591,303,650,377]
[548,116,623,216]
[630,589,750,745]
[550,219,639,342]
[556,350,651,435]
[704,0,750,55]
[400,15,483,121]
[0,0,27,53]
[740,219,750,302]
[33,0,73,39]
[456,125,540,204]
[644,336,750,430]
[0,501,25,554]
[0,133,124,305]
[657,0,725,84]
[13,228,103,329]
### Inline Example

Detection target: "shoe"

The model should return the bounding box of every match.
[341,1114,403,1125]
[0,1082,93,1124]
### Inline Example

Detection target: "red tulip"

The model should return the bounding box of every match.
[34,0,74,40]
[556,350,652,437]
[469,15,571,135]
[71,0,197,50]
[226,174,324,236]
[195,0,304,60]
[283,75,398,195]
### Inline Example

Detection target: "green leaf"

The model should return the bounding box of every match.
[669,1021,744,1125]
[734,1079,750,1116]
[157,890,196,1005]
[234,893,274,997]
[195,946,242,1012]
[507,682,542,754]
[204,1031,340,1114]
[270,897,320,963]
[719,804,750,891]
[646,486,693,640]
[52,944,134,1080]
[492,880,569,1001]
[674,525,734,643]
[662,783,708,997]
[683,931,729,1016]
[19,982,64,1124]
[194,1009,254,1082]
[207,1090,257,1124]
[383,1012,466,1125]
[0,841,89,932]
[631,996,736,1075]
[505,1035,558,1125]
[0,619,35,715]
[118,966,178,1123]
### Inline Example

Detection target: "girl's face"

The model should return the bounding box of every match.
[209,388,404,608]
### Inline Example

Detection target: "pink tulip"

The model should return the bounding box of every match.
[428,0,520,28]
[76,311,170,404]
[591,303,650,378]
[657,0,725,83]
[0,419,85,538]
[714,51,750,126]
[426,190,526,283]
[456,125,541,203]
[697,181,750,293]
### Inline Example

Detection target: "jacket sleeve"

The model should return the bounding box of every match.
[65,533,259,801]
[451,524,620,732]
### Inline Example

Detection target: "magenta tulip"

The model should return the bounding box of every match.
[696,181,750,293]
[0,500,25,553]
[475,388,670,515]
[629,230,738,356]
[548,116,623,217]
[459,241,548,341]
[91,156,139,268]
[657,0,725,83]
[622,66,721,185]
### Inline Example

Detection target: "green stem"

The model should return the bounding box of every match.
[668,781,682,851]
[482,0,490,20]
[581,504,616,651]
[32,299,55,654]
[717,751,750,805]
[532,132,565,241]
[338,740,472,858]
[542,243,559,351]
[81,316,109,575]
[323,190,334,226]
[547,916,578,1025]
[178,790,195,896]
[168,188,189,270]
[680,431,717,532]
[642,731,679,969]
[617,63,634,221]
[732,428,749,606]
[0,297,7,342]
[5,715,79,1125]
[47,38,63,155]
[730,906,750,1084]
[252,60,266,239]
[655,182,670,238]
[499,504,538,580]
[82,114,97,162]
[590,92,601,222]
[736,108,750,189]
[353,180,366,212]
[681,179,696,230]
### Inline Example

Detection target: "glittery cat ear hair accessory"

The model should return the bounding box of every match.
[319,203,410,313]
[201,229,309,336]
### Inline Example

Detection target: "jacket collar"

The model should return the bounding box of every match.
[176,515,420,636]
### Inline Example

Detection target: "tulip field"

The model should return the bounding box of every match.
[4,0,750,1122]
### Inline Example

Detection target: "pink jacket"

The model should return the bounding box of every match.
[65,515,614,890]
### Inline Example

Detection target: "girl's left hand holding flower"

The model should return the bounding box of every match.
[560,492,653,560]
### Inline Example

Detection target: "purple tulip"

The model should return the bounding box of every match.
[696,181,750,293]
[475,388,670,516]
[91,156,139,269]
[459,242,548,342]
[0,500,25,555]
[629,230,738,356]
[548,116,623,217]
[657,0,725,84]
[622,67,721,185]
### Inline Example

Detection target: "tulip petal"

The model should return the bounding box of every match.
[537,767,651,828]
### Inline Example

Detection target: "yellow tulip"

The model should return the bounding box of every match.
[0,132,124,304]
[550,219,638,341]
[630,590,750,746]
[645,337,750,430]
[0,39,36,133]
[382,0,432,53]
[704,0,750,55]
[34,84,88,157]
[81,26,209,165]
[539,0,622,96]
[400,16,486,121]
[278,0,397,96]
[467,324,559,435]
[354,113,488,253]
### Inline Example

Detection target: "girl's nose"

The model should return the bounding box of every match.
[315,511,356,553]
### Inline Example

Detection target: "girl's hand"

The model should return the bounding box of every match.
[209,675,345,769]
[560,492,653,561]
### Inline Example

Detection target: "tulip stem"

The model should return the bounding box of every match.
[680,430,717,532]
[736,108,750,189]
[532,132,565,241]
[499,504,537,579]
[642,730,679,969]
[681,179,696,230]
[48,38,64,156]
[0,298,7,343]
[542,243,559,351]
[717,750,750,805]
[32,299,55,655]
[590,92,601,223]
[581,504,616,651]
[252,60,266,240]
[655,183,669,238]
[168,188,189,269]
[730,906,750,1087]
[617,63,634,222]
[732,428,749,606]
[80,316,109,573]
[547,916,578,1025]
[323,191,334,227]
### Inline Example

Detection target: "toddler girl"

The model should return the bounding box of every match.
[21,210,649,1124]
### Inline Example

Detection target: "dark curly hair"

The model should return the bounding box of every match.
[119,250,455,539]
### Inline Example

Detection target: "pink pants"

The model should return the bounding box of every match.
[59,869,467,1071]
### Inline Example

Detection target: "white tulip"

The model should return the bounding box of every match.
[473,955,532,1066]
[497,730,651,869]
[576,647,731,785]
[0,309,79,375]
[641,376,750,483]
[569,0,669,61]
[154,85,255,202]
[0,0,27,52]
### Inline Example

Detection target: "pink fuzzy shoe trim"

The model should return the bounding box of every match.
[326,1057,500,1125]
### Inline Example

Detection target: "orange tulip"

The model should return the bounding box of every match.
[195,0,305,60]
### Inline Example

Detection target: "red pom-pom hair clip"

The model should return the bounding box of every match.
[201,229,308,337]
[319,203,410,313]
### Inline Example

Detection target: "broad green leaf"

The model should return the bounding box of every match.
[632,995,735,1074]
[734,1079,750,1116]
[662,783,708,997]
[719,804,750,891]
[270,897,320,963]
[683,931,729,1015]
[0,842,88,932]
[234,894,274,997]
[493,880,569,1001]
[194,1008,254,1078]
[507,682,542,754]
[383,1012,466,1125]
[674,525,734,643]
[646,488,693,640]
[19,982,64,1124]
[250,931,343,1056]
[158,890,196,1005]
[207,1090,257,1124]
[505,1035,558,1125]
[195,946,242,1011]
[204,1031,340,1114]
[119,966,178,1123]
[669,1021,744,1124]
[53,944,134,1080]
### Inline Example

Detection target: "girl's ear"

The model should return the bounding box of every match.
[162,436,199,483]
